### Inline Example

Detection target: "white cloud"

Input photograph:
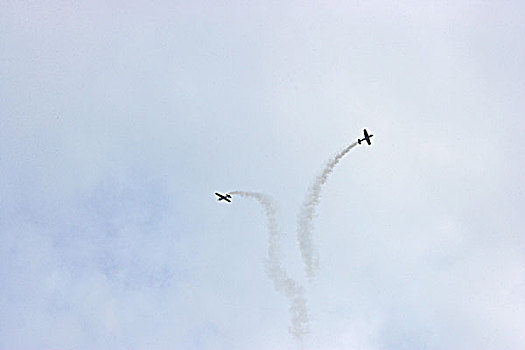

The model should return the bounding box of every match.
[1,1,524,349]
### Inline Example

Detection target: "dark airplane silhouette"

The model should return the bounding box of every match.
[358,129,373,145]
[215,192,232,203]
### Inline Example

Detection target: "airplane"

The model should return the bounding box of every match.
[215,192,232,203]
[358,128,373,145]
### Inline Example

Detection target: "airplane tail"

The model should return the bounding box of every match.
[358,139,362,144]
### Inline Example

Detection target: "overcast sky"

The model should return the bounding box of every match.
[1,1,524,349]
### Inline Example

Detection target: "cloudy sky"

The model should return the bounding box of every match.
[1,1,524,349]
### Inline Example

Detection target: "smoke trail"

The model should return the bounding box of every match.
[230,191,309,342]
[297,141,358,279]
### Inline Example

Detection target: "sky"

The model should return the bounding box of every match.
[1,1,524,349]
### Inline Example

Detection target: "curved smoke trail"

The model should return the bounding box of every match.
[297,141,358,279]
[230,191,309,342]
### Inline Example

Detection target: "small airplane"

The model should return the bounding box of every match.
[215,192,232,203]
[358,128,373,145]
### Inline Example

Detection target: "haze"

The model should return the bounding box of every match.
[1,1,524,349]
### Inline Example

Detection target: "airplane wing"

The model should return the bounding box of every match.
[362,129,373,145]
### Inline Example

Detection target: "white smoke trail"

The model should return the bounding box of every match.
[230,191,309,342]
[297,141,358,279]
